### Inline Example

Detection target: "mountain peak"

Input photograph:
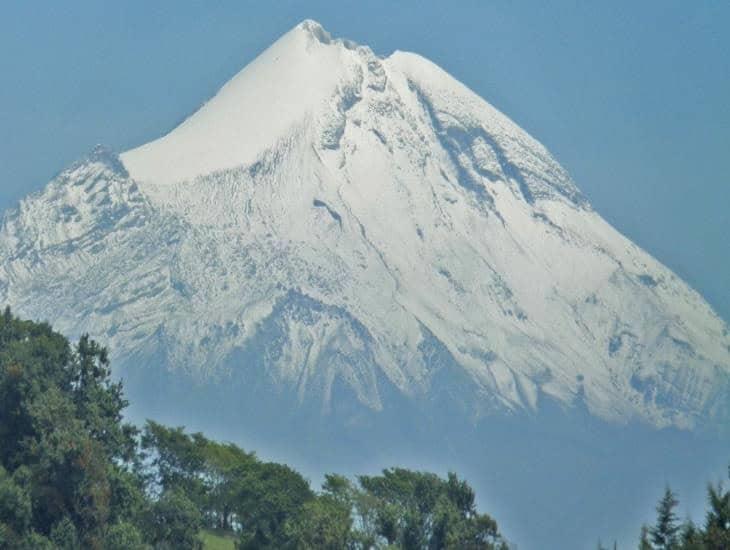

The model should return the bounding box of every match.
[294,19,368,52]
[2,21,728,550]
[2,19,730,438]
[119,18,577,206]
[296,19,333,44]
[120,19,373,186]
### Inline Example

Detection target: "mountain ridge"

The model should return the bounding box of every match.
[1,19,728,435]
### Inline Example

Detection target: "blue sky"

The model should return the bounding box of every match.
[1,1,728,321]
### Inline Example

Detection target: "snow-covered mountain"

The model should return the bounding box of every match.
[1,20,728,433]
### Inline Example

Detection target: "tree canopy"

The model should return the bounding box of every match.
[639,470,730,550]
[0,308,142,548]
[0,309,509,549]
[2,308,727,549]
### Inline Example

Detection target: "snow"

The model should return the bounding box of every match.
[121,20,371,186]
[1,20,729,431]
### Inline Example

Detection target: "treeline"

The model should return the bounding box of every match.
[141,422,506,549]
[0,309,508,549]
[2,309,728,549]
[632,480,729,550]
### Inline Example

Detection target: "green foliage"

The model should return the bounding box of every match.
[0,309,142,548]
[0,465,32,543]
[356,468,507,549]
[49,517,80,549]
[141,420,263,533]
[650,487,681,549]
[640,525,654,549]
[146,489,203,550]
[638,470,730,550]
[103,521,148,550]
[0,310,190,548]
[235,461,315,549]
[0,310,512,550]
[9,308,730,550]
[704,475,730,550]
[199,528,236,550]
[15,531,55,549]
[139,424,509,549]
[323,473,381,547]
[282,495,352,549]
[679,521,705,550]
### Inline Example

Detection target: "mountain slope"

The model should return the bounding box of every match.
[1,20,729,434]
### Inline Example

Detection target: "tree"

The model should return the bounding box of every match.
[141,421,259,532]
[704,472,730,550]
[15,531,56,549]
[236,462,314,549]
[0,313,73,468]
[0,310,140,548]
[283,496,353,549]
[49,517,80,549]
[103,521,147,550]
[200,439,257,531]
[650,487,681,550]
[145,489,202,550]
[322,474,380,548]
[0,465,32,546]
[1,311,512,550]
[141,422,208,510]
[357,468,507,549]
[679,520,706,550]
[359,468,441,547]
[639,525,652,550]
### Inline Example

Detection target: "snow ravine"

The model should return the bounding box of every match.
[2,20,729,431]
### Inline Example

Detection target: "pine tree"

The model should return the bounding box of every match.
[679,519,705,550]
[650,488,680,550]
[704,471,730,550]
[639,525,653,550]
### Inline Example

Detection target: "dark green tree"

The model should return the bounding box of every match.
[283,495,353,549]
[703,473,730,550]
[0,310,141,548]
[639,525,652,550]
[200,439,257,531]
[15,531,55,549]
[1,311,511,550]
[141,422,208,504]
[141,420,259,532]
[0,465,32,546]
[236,461,314,549]
[145,488,202,550]
[103,521,147,550]
[322,473,385,548]
[650,488,680,550]
[679,520,706,550]
[357,468,507,549]
[49,517,80,549]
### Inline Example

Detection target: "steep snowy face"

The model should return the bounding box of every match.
[2,20,729,430]
[121,20,582,204]
[121,20,380,186]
